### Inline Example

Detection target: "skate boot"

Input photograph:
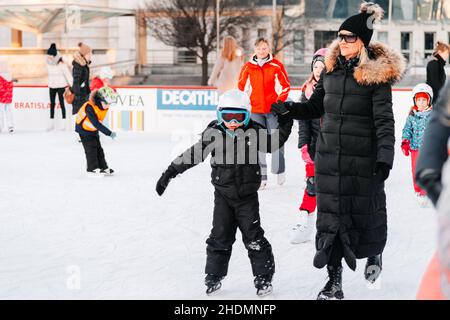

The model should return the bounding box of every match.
[205,274,223,295]
[277,173,286,186]
[254,274,273,297]
[364,254,382,283]
[8,127,14,133]
[317,265,344,300]
[86,168,103,178]
[290,210,314,244]
[101,168,115,176]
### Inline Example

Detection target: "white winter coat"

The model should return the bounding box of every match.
[47,56,73,89]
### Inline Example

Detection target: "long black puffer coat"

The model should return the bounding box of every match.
[170,119,292,199]
[284,40,405,270]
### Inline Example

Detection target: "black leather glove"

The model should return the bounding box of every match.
[374,162,390,183]
[416,168,442,207]
[156,165,178,196]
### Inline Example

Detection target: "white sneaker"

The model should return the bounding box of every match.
[416,193,430,208]
[259,180,268,191]
[277,173,286,186]
[290,210,314,244]
[8,127,14,133]
[47,119,55,131]
[86,168,104,178]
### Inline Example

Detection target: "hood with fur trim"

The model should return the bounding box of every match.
[73,51,88,67]
[325,39,406,86]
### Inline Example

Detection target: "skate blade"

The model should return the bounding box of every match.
[206,282,222,296]
[256,284,273,297]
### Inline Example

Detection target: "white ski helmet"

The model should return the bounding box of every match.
[217,89,251,112]
[412,83,433,106]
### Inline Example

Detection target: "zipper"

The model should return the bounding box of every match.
[337,67,347,214]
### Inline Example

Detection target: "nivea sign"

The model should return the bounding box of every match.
[157,89,218,110]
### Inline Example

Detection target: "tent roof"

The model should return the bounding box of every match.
[0,3,134,33]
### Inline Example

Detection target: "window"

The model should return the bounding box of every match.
[176,50,197,64]
[377,31,388,43]
[424,32,435,59]
[401,32,411,63]
[257,29,267,39]
[293,30,305,65]
[314,31,338,51]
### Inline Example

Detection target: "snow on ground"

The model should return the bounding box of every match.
[0,109,437,299]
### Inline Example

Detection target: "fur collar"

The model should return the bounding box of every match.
[325,39,406,85]
[73,51,88,67]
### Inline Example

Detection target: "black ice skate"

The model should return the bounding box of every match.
[205,274,223,295]
[317,265,344,300]
[101,168,115,176]
[365,254,382,283]
[254,274,273,297]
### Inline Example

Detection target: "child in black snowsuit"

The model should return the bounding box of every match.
[156,89,293,296]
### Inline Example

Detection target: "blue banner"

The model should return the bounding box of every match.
[157,89,218,111]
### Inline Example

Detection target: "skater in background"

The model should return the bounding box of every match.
[46,43,73,130]
[0,60,14,133]
[71,42,92,116]
[90,66,115,92]
[426,41,449,103]
[272,2,405,299]
[208,36,244,95]
[238,37,290,189]
[416,81,450,206]
[416,88,450,300]
[401,83,433,207]
[75,86,117,176]
[290,48,327,245]
[156,89,293,297]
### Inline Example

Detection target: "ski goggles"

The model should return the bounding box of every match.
[338,33,358,44]
[217,109,250,125]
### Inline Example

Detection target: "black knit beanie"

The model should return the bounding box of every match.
[338,2,384,47]
[47,43,57,56]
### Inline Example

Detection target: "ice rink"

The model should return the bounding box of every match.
[0,108,437,299]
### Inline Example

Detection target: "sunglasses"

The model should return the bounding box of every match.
[338,33,358,44]
[219,109,249,124]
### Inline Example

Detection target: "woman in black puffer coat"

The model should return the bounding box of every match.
[272,2,405,300]
[71,42,92,115]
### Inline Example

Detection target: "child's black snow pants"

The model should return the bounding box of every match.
[80,134,108,172]
[205,189,275,278]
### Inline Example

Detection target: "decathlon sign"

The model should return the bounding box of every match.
[157,89,218,110]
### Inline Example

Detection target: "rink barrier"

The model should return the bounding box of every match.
[10,85,414,133]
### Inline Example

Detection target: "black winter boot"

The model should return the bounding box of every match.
[254,274,273,297]
[365,254,382,283]
[205,274,224,295]
[317,265,344,300]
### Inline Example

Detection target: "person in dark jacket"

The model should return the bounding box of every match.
[290,48,327,245]
[75,86,117,176]
[156,89,293,297]
[426,41,449,103]
[416,80,450,206]
[71,42,92,115]
[272,2,405,300]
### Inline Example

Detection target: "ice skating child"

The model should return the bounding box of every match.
[155,89,293,296]
[402,83,434,207]
[0,60,14,133]
[75,86,117,176]
[290,48,327,244]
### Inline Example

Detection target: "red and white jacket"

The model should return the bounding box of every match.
[238,54,290,114]
[0,75,13,104]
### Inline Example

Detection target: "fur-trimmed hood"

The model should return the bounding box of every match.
[325,39,406,85]
[73,51,88,67]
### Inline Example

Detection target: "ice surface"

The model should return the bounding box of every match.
[0,106,437,299]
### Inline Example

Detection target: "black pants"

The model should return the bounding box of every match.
[49,87,66,119]
[80,135,108,172]
[328,237,344,267]
[205,190,275,277]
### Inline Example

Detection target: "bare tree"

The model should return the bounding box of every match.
[146,0,257,85]
[271,0,311,58]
